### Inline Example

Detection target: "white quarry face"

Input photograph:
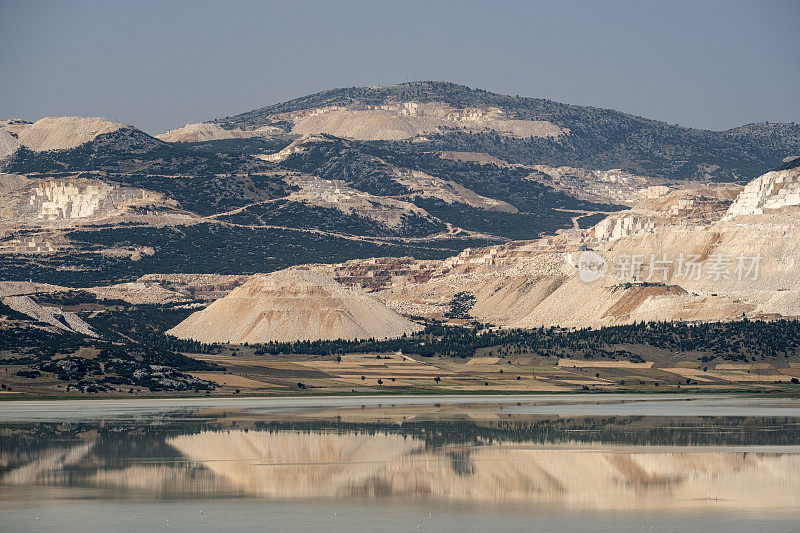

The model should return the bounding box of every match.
[17,180,145,220]
[723,168,800,219]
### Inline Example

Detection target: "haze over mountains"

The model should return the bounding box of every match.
[1,82,800,347]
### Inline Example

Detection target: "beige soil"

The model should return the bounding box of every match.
[9,117,123,151]
[168,269,423,343]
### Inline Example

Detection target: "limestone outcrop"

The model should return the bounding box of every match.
[722,168,800,219]
[286,175,434,230]
[1,295,96,336]
[589,186,740,243]
[303,168,800,329]
[1,177,171,222]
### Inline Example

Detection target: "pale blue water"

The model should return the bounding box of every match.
[2,499,799,533]
[1,395,798,532]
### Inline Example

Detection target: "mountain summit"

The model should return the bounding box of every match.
[165,81,800,182]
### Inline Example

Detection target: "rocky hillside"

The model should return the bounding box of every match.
[203,82,800,181]
[241,165,792,334]
[1,83,798,291]
[156,165,800,343]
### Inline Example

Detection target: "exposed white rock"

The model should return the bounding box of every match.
[722,168,800,219]
[14,179,153,220]
[286,102,568,141]
[286,175,431,229]
[300,168,798,329]
[592,214,658,242]
[167,101,568,143]
[531,165,666,206]
[590,186,739,243]
[156,122,282,142]
[1,295,96,336]
[392,168,518,213]
[256,134,327,162]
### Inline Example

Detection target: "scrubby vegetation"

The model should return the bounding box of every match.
[219,200,445,238]
[250,319,800,363]
[217,82,800,181]
[0,224,490,287]
[0,292,221,393]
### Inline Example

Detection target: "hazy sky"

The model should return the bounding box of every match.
[1,0,798,134]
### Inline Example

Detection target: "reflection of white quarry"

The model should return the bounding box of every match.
[162,430,800,510]
[1,443,93,485]
[16,180,157,220]
[722,168,800,219]
[169,430,421,498]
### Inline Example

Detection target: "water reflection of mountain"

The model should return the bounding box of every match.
[167,429,800,509]
[250,416,800,447]
[2,426,799,510]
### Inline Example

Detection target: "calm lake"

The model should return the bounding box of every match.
[1,394,799,532]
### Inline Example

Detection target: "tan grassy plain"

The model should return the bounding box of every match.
[557,359,654,369]
[188,373,280,389]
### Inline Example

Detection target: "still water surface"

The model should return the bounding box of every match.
[1,394,799,532]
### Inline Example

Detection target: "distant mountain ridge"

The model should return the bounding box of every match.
[0,82,798,290]
[209,81,800,181]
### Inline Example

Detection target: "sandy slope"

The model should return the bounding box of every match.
[168,269,423,343]
[8,117,124,151]
[157,122,282,142]
[0,129,21,159]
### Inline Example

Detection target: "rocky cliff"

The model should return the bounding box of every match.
[722,168,800,219]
